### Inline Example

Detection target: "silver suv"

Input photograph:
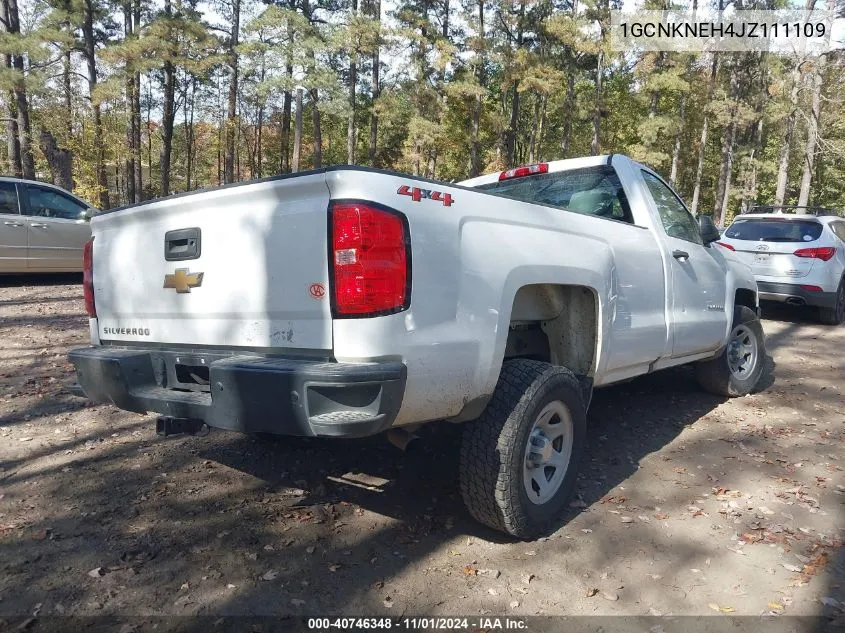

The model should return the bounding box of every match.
[0,177,95,273]
[718,207,845,325]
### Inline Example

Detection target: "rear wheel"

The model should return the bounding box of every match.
[459,359,586,539]
[696,305,766,397]
[819,280,845,326]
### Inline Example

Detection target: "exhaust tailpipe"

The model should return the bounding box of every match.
[386,428,420,452]
[785,297,805,306]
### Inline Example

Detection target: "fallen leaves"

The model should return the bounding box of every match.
[708,603,735,614]
[87,567,105,578]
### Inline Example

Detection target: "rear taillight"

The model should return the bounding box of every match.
[498,163,548,181]
[330,201,410,317]
[794,246,835,261]
[716,242,735,251]
[83,237,96,317]
[800,285,824,292]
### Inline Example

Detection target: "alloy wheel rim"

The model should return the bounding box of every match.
[523,400,574,505]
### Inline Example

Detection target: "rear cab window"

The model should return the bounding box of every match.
[725,218,823,243]
[473,165,634,224]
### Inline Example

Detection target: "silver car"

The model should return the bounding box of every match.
[0,177,95,273]
[718,208,845,325]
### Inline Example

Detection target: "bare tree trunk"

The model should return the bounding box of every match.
[528,95,541,164]
[280,51,292,173]
[1,0,19,176]
[39,131,73,191]
[347,0,358,164]
[561,69,575,158]
[133,0,142,200]
[504,0,524,167]
[224,0,240,183]
[740,55,768,213]
[185,74,196,190]
[774,0,816,206]
[292,87,303,172]
[124,3,135,204]
[1,14,21,177]
[591,48,603,155]
[83,0,109,209]
[691,54,718,215]
[714,60,739,225]
[797,54,825,207]
[536,94,547,161]
[774,64,800,207]
[368,0,380,166]
[160,0,176,197]
[5,114,20,177]
[5,0,34,178]
[311,88,322,168]
[713,61,739,226]
[669,94,685,186]
[468,0,484,176]
[63,51,73,136]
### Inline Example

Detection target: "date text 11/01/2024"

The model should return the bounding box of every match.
[307,618,528,630]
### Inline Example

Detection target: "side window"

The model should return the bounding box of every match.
[24,186,87,220]
[831,221,845,243]
[476,166,634,224]
[0,182,19,215]
[641,170,702,245]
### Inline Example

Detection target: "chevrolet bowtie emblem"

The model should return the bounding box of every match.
[163,268,204,293]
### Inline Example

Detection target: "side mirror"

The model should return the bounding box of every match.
[698,215,721,245]
[78,209,92,222]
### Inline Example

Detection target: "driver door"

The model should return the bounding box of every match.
[22,184,92,271]
[641,170,728,357]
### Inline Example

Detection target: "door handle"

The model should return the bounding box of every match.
[672,249,690,261]
[3,221,24,227]
[29,223,48,228]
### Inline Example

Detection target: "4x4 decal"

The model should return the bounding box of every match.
[397,185,453,207]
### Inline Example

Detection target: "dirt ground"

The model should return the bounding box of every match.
[1,276,843,629]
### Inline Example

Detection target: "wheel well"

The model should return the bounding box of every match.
[505,284,598,377]
[735,287,757,312]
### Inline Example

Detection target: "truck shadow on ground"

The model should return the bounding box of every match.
[202,365,733,545]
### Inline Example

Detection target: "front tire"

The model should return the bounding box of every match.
[696,305,766,397]
[459,359,587,539]
[819,280,845,326]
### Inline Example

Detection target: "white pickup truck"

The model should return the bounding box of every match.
[69,154,766,537]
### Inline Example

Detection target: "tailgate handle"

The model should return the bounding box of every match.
[165,227,201,261]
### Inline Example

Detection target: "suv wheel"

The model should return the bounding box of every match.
[459,359,587,539]
[819,279,845,326]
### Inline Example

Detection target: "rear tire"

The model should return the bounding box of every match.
[819,280,845,326]
[459,359,587,539]
[696,305,766,397]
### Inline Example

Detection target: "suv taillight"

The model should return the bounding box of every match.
[83,238,96,317]
[330,201,410,317]
[793,246,835,261]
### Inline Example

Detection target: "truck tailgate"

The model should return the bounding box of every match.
[90,174,332,351]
